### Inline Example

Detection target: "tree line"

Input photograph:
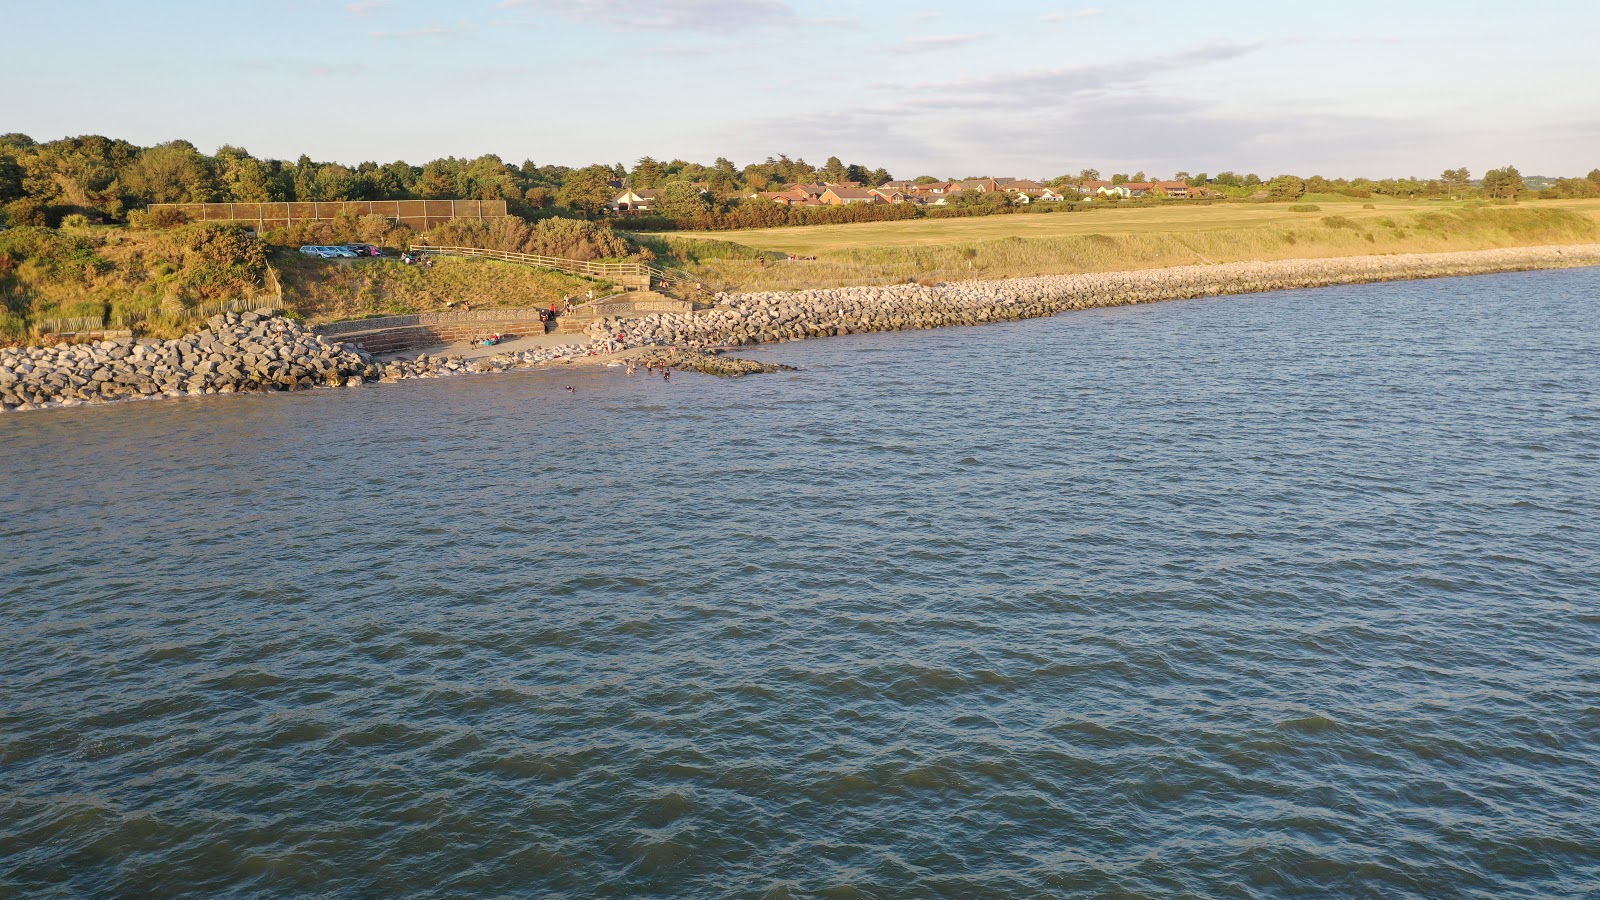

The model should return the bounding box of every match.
[3,132,1597,232]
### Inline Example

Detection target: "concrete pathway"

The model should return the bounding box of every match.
[373,329,589,363]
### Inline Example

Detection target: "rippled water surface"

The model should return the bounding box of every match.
[3,269,1599,897]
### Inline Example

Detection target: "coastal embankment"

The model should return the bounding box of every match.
[5,244,1599,413]
[586,244,1600,347]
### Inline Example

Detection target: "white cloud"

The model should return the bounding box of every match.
[368,26,454,38]
[1043,7,1102,22]
[890,33,993,55]
[501,0,795,33]
[346,0,390,17]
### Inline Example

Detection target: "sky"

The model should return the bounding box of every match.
[7,0,1600,180]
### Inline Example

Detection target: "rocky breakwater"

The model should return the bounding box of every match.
[585,245,1600,350]
[0,310,381,413]
[636,348,795,377]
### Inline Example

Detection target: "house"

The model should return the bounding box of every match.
[879,180,918,193]
[611,188,661,211]
[869,187,907,204]
[789,183,826,200]
[1157,180,1194,198]
[819,186,883,205]
[1122,181,1156,197]
[1004,179,1065,201]
[1078,181,1131,199]
[955,178,1000,194]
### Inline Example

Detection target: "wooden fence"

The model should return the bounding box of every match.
[147,199,507,231]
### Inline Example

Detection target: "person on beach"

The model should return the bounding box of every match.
[663,369,670,382]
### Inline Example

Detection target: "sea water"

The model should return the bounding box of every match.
[2,269,1597,896]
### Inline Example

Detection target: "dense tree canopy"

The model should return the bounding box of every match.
[0,132,1590,230]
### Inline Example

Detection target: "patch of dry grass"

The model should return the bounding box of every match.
[275,252,610,323]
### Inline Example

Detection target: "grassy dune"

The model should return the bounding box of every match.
[0,222,609,343]
[661,199,1600,291]
[274,253,607,324]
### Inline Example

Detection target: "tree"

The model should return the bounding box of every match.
[1441,167,1472,197]
[558,165,617,216]
[1110,173,1129,184]
[657,181,711,219]
[631,157,664,189]
[123,141,218,203]
[1268,175,1306,200]
[417,159,458,199]
[1187,172,1208,187]
[820,156,848,183]
[1588,168,1600,185]
[1132,170,1146,183]
[0,151,22,203]
[1481,165,1524,200]
[1078,168,1100,182]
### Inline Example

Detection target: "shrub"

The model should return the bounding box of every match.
[60,213,91,230]
[1288,204,1322,212]
[1321,215,1358,229]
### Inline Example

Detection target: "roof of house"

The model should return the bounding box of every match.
[824,187,877,200]
[1005,179,1045,192]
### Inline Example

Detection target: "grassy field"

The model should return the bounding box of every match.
[659,198,1600,291]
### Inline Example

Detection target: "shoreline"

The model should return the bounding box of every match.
[582,244,1600,348]
[6,244,1600,414]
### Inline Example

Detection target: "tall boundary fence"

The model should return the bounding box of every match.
[147,200,508,232]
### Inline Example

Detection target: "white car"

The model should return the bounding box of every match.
[298,245,326,257]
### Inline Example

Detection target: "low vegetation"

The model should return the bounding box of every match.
[0,221,607,343]
[0,223,272,342]
[275,252,604,324]
[659,201,1600,291]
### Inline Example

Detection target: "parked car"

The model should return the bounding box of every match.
[344,243,380,257]
[298,244,326,257]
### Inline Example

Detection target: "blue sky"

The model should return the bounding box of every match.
[8,1,1599,179]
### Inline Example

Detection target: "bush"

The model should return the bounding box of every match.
[60,213,91,230]
[4,198,48,227]
[1321,215,1358,229]
[1288,204,1322,212]
[418,215,630,261]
